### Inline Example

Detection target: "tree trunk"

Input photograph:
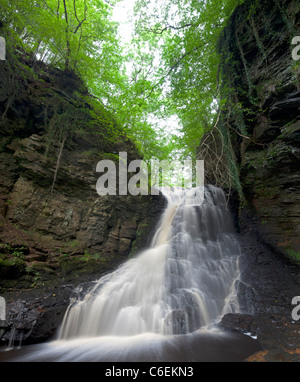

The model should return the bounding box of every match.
[50,135,66,194]
[62,0,71,70]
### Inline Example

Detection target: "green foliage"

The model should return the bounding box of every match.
[132,0,245,160]
[1,0,122,83]
[1,0,255,177]
[287,249,300,263]
[0,0,172,161]
[0,244,28,279]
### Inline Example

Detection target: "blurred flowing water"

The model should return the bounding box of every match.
[1,186,260,362]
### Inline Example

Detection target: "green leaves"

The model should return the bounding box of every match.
[1,0,123,101]
[132,0,244,160]
[1,0,245,165]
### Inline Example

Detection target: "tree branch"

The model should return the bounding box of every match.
[40,0,59,18]
[142,41,210,101]
[145,23,195,35]
[165,41,210,78]
[62,0,71,69]
[56,0,60,18]
[73,0,87,34]
[50,134,67,194]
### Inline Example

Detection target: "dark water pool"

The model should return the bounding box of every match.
[0,329,260,362]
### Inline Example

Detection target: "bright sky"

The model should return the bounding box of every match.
[112,0,135,44]
[112,0,184,152]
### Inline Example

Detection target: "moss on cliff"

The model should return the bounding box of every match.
[210,0,300,260]
[0,36,166,293]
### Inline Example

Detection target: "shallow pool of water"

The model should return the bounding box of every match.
[0,328,260,362]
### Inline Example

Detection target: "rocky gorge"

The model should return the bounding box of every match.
[0,0,300,363]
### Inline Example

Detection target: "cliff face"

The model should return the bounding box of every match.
[0,46,167,344]
[208,2,300,360]
[217,0,300,259]
[0,50,165,293]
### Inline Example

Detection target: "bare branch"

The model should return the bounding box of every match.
[196,109,237,193]
[144,23,195,35]
[50,134,67,194]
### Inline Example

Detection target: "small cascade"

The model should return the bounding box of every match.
[7,327,16,351]
[3,327,25,351]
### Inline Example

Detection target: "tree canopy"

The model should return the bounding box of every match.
[131,0,244,158]
[0,0,244,163]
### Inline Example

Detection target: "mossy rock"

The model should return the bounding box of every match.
[58,256,87,276]
[0,257,26,279]
[57,254,115,283]
[27,262,55,273]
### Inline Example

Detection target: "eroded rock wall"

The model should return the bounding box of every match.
[0,51,166,293]
[218,0,300,258]
[0,45,166,345]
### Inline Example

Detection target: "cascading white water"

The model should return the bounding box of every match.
[58,186,241,340]
[3,186,260,362]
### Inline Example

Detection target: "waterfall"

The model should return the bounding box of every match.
[3,186,259,363]
[58,186,241,339]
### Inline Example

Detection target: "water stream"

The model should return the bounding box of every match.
[59,186,240,338]
[1,186,260,362]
